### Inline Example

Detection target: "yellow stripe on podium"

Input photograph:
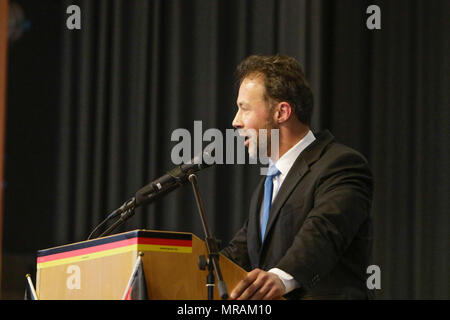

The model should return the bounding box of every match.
[37,244,192,269]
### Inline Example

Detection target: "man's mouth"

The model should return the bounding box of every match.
[244,136,250,147]
[238,130,253,148]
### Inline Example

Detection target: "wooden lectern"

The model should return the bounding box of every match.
[35,229,247,300]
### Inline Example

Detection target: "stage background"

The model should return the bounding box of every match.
[1,0,448,299]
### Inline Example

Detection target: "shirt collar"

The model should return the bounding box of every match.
[273,130,316,176]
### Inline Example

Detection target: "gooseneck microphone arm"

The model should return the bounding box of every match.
[86,197,135,240]
[86,153,214,240]
[95,197,137,239]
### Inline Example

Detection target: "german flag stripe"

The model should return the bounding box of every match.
[37,230,192,257]
[37,238,192,264]
[36,231,193,269]
[37,243,193,269]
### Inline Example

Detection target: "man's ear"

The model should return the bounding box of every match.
[276,102,292,124]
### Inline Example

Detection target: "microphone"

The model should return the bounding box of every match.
[87,151,214,240]
[135,151,214,206]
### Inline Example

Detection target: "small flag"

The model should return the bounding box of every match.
[122,253,148,300]
[24,274,38,300]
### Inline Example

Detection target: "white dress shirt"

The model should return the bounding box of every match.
[262,130,316,294]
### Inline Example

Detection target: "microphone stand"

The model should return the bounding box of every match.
[188,174,228,300]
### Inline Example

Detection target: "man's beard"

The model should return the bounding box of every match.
[241,121,279,162]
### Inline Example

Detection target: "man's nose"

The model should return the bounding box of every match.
[232,110,242,128]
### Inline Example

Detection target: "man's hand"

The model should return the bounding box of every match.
[230,268,285,300]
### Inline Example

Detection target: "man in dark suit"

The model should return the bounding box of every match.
[221,55,373,300]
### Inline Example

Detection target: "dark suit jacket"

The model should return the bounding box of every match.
[221,130,373,299]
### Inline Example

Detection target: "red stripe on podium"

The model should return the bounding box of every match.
[37,237,192,263]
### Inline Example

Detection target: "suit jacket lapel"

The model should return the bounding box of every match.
[262,157,309,242]
[261,130,335,248]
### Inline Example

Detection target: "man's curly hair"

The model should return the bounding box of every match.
[236,55,314,125]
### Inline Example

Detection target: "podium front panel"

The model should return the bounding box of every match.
[36,229,247,300]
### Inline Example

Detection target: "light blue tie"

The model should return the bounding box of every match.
[261,165,281,242]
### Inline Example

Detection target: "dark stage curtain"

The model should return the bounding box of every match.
[3,0,448,299]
